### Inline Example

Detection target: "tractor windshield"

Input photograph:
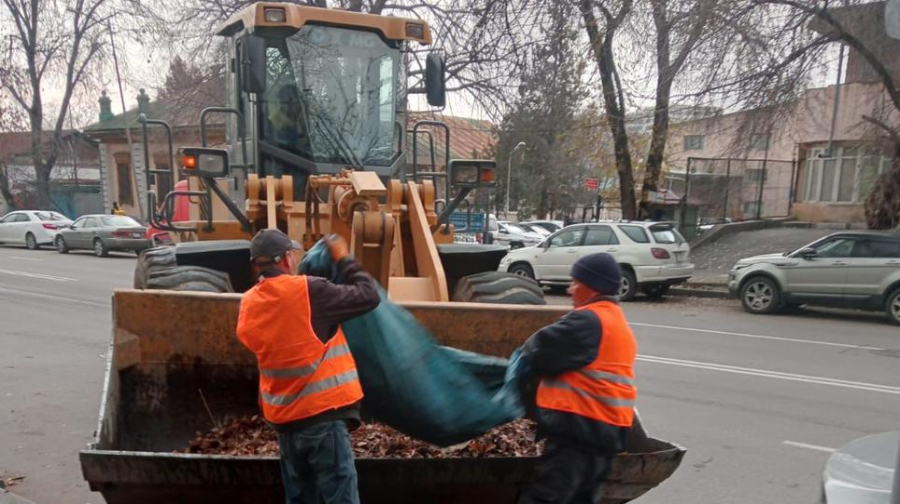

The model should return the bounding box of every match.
[262,25,401,167]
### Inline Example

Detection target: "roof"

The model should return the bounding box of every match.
[808,1,885,38]
[0,130,99,162]
[84,99,225,133]
[408,113,496,166]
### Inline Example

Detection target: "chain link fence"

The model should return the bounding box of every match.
[666,157,797,238]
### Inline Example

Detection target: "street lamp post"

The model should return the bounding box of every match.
[506,142,526,219]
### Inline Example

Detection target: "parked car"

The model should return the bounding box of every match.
[494,220,544,249]
[0,210,72,249]
[55,214,152,257]
[728,231,900,325]
[519,222,552,238]
[821,431,899,503]
[523,220,565,234]
[498,221,694,300]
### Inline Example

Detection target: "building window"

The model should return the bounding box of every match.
[749,134,770,151]
[684,135,704,151]
[115,154,133,206]
[802,145,889,204]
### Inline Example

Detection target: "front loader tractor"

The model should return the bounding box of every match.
[134,2,545,305]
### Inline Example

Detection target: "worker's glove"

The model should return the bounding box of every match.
[324,234,350,262]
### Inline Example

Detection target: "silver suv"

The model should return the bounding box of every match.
[728,231,900,324]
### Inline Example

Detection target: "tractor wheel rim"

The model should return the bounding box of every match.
[618,278,629,297]
[745,282,773,310]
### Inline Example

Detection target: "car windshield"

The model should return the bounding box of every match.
[35,211,67,221]
[504,223,529,234]
[101,216,141,227]
[650,224,685,244]
[262,25,400,167]
[521,224,549,236]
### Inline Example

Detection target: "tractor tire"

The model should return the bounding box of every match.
[452,271,546,305]
[146,266,234,293]
[133,246,177,289]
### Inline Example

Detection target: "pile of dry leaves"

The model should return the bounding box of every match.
[183,416,542,458]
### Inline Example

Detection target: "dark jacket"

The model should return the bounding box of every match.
[259,258,379,433]
[521,297,631,454]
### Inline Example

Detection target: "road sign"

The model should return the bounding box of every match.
[584,178,599,190]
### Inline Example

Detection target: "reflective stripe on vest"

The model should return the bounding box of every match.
[236,275,364,424]
[259,343,353,379]
[261,369,360,406]
[536,300,637,427]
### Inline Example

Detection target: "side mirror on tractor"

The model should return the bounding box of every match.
[239,34,267,94]
[180,147,230,178]
[425,52,446,107]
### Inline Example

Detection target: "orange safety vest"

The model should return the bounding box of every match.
[536,300,637,427]
[236,274,363,425]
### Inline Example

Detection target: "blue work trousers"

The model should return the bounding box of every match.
[278,421,360,504]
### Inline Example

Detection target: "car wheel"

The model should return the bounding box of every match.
[93,238,109,257]
[618,268,638,302]
[642,285,670,300]
[25,232,39,250]
[55,236,69,254]
[508,263,535,279]
[740,276,781,314]
[886,289,900,326]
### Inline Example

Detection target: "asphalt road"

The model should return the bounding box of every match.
[1,244,899,504]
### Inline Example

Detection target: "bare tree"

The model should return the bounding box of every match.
[0,92,25,210]
[638,0,720,218]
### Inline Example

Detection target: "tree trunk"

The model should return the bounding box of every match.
[34,162,52,209]
[640,78,673,218]
[579,0,637,220]
[0,164,17,210]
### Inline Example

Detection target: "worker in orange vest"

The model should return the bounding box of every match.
[236,229,379,504]
[518,252,637,504]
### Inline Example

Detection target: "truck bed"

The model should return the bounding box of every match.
[80,290,684,504]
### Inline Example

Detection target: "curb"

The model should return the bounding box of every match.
[669,287,732,300]
[0,489,38,504]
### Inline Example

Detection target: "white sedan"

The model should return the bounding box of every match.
[498,221,694,300]
[0,210,73,249]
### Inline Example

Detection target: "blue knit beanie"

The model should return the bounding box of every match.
[571,253,622,295]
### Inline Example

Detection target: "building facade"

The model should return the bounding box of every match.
[83,90,225,219]
[666,2,899,224]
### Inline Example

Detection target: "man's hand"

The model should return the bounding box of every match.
[325,234,350,262]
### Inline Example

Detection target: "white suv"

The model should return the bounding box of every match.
[498,221,694,300]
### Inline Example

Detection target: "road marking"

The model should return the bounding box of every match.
[782,441,837,453]
[0,286,106,308]
[637,355,900,395]
[8,256,41,261]
[631,322,886,351]
[0,268,76,282]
